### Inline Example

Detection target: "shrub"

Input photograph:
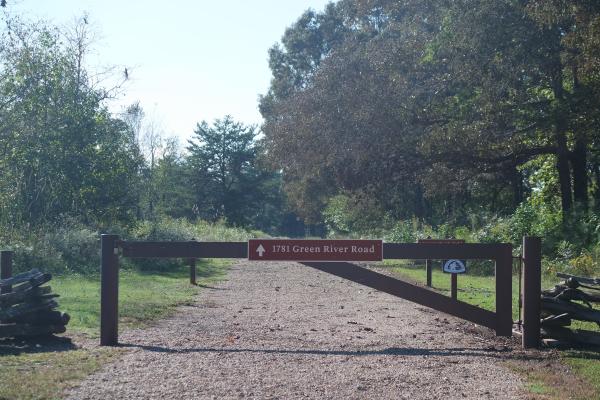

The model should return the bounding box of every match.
[126,217,258,271]
[4,220,100,274]
[1,217,262,275]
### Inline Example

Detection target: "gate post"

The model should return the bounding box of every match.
[495,245,513,336]
[450,273,458,300]
[101,234,120,346]
[0,251,13,294]
[522,236,541,349]
[190,258,197,285]
[426,259,432,287]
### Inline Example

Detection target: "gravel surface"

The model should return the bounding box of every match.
[67,261,526,399]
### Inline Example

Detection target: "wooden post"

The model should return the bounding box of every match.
[190,258,197,285]
[495,245,513,337]
[450,273,457,300]
[0,251,13,294]
[426,259,432,287]
[522,236,542,349]
[100,234,119,346]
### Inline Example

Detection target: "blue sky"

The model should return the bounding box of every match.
[13,0,332,140]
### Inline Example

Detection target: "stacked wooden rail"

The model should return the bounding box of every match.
[0,269,70,338]
[541,273,600,346]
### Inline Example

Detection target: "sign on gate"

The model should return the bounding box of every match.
[443,259,467,274]
[248,239,383,262]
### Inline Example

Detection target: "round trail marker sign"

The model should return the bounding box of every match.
[443,259,466,274]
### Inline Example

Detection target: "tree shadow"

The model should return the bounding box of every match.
[0,335,76,356]
[118,342,546,361]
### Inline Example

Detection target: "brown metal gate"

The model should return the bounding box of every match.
[99,236,541,348]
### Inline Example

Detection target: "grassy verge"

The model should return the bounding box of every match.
[562,350,600,396]
[0,259,230,400]
[382,260,600,400]
[55,259,229,336]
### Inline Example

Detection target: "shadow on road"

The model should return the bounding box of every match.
[119,342,547,361]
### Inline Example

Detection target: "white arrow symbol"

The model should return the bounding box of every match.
[256,244,266,257]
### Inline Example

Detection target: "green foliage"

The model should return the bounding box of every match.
[322,194,388,237]
[0,16,142,228]
[262,0,600,230]
[130,216,257,242]
[186,116,286,231]
[2,220,100,274]
[125,217,260,271]
[384,220,427,243]
[2,217,261,275]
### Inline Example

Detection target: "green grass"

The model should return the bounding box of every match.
[382,260,520,319]
[382,260,563,320]
[54,259,229,336]
[0,259,231,400]
[0,347,123,400]
[563,350,600,395]
[383,260,600,400]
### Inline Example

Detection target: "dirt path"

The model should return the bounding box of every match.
[67,261,527,399]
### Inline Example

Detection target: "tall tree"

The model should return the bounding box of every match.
[0,16,142,227]
[261,0,600,224]
[187,116,280,227]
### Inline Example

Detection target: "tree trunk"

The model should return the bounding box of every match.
[594,162,600,211]
[511,167,524,207]
[552,55,573,214]
[414,184,425,219]
[556,130,573,213]
[571,137,588,209]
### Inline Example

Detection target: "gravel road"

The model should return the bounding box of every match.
[67,261,526,399]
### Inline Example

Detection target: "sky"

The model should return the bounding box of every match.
[12,0,333,141]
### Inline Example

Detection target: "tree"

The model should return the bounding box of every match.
[261,0,600,226]
[152,138,194,219]
[0,16,142,227]
[187,116,283,228]
[261,0,449,223]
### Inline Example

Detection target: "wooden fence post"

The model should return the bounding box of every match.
[450,273,458,300]
[100,234,119,346]
[495,245,513,336]
[522,236,542,349]
[190,258,197,285]
[426,259,432,287]
[0,251,13,294]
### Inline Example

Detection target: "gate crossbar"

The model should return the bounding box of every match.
[302,262,497,330]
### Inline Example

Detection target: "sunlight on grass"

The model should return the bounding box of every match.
[382,260,563,320]
[0,348,122,400]
[563,350,600,395]
[0,259,231,400]
[53,259,229,336]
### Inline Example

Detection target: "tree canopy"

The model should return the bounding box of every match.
[0,16,142,228]
[261,0,600,226]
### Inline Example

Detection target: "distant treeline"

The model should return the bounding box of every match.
[2,2,600,277]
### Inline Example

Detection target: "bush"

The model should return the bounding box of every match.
[1,217,262,275]
[4,220,100,274]
[126,217,259,271]
[323,194,389,238]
